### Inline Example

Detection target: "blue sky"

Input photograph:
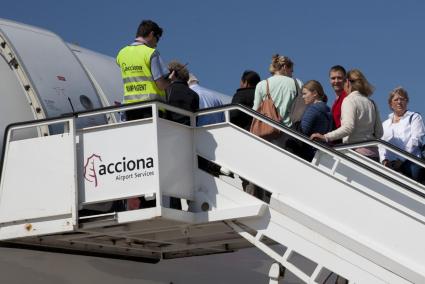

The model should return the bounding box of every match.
[2,0,424,118]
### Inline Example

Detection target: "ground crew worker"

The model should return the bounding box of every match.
[116,19,170,120]
[116,20,170,210]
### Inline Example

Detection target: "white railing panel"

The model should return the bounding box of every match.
[157,119,194,200]
[0,133,76,227]
[195,124,425,283]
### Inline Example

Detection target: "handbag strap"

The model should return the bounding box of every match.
[265,79,272,100]
[369,98,380,137]
[293,78,300,96]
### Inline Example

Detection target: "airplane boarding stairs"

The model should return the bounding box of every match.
[0,101,424,283]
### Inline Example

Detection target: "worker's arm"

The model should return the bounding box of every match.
[155,77,170,90]
[150,50,170,90]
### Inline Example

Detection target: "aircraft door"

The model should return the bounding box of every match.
[0,20,106,133]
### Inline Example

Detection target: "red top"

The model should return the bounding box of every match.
[331,90,348,129]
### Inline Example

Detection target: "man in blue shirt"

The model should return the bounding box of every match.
[188,73,226,126]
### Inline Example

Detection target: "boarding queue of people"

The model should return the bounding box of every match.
[249,55,425,184]
[117,19,425,199]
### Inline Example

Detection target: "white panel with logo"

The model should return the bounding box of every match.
[78,120,159,204]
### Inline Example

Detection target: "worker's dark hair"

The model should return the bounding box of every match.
[136,20,163,39]
[329,65,346,76]
[241,70,261,87]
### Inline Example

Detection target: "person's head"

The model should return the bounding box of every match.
[329,65,346,96]
[388,86,409,115]
[136,20,163,48]
[187,73,199,86]
[345,69,374,96]
[240,70,260,88]
[302,80,327,105]
[269,54,294,77]
[168,60,189,82]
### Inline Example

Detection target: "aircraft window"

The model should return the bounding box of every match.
[80,95,94,110]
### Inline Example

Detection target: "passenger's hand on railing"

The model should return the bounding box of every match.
[382,159,402,170]
[310,133,326,142]
[382,159,390,167]
[390,159,403,170]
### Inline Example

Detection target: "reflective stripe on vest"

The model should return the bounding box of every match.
[123,93,162,104]
[123,76,153,84]
[116,44,165,104]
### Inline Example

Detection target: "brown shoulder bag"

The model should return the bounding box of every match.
[250,80,282,140]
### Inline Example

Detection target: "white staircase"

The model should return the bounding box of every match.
[1,101,424,283]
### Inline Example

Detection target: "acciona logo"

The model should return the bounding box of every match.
[121,63,143,73]
[84,154,102,187]
[83,154,155,187]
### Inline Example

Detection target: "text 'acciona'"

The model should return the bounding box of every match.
[98,156,154,175]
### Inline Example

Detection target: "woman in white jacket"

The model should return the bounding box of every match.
[379,87,425,183]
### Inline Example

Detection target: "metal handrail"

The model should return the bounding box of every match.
[201,103,425,168]
[76,100,195,120]
[1,101,424,199]
[334,139,425,168]
[0,101,420,173]
[3,99,416,168]
[194,103,425,199]
[2,100,421,174]
[3,116,74,132]
[0,116,75,184]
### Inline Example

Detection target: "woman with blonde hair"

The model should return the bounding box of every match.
[253,54,302,128]
[311,69,383,161]
[379,87,425,183]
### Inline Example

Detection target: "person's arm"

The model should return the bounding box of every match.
[155,77,170,90]
[231,92,242,104]
[301,107,315,135]
[373,101,384,139]
[324,98,356,142]
[379,120,390,163]
[150,50,170,90]
[192,92,200,112]
[378,144,388,164]
[189,89,199,112]
[406,113,425,153]
[230,93,241,122]
[231,94,236,104]
[252,81,264,111]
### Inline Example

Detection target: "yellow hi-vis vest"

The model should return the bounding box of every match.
[116,44,165,104]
